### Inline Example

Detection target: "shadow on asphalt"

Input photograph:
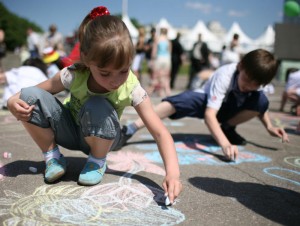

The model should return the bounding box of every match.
[189,177,300,226]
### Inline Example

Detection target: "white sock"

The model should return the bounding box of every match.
[43,146,61,163]
[87,154,106,168]
[126,123,138,135]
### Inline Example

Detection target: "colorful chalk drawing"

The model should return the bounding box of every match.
[263,167,300,186]
[284,156,300,168]
[137,141,271,165]
[0,151,185,225]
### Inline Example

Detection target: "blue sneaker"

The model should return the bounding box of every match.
[78,161,107,186]
[45,155,67,182]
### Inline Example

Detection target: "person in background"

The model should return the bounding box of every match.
[0,58,48,109]
[131,27,146,80]
[279,68,300,116]
[7,6,182,204]
[42,47,64,78]
[0,28,6,71]
[147,27,172,97]
[187,33,210,90]
[27,28,41,58]
[43,24,65,57]
[221,33,241,65]
[144,27,156,81]
[170,32,184,90]
[118,49,289,161]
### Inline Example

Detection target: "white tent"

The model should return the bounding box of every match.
[253,25,275,52]
[155,18,177,40]
[223,22,254,53]
[223,22,253,45]
[181,20,222,52]
[122,15,139,45]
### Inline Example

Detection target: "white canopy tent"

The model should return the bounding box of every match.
[155,18,177,40]
[181,20,223,52]
[223,22,254,53]
[122,15,139,45]
[253,25,275,52]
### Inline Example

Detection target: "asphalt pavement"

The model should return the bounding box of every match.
[0,54,299,225]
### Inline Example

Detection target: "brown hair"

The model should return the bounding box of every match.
[240,49,278,86]
[77,14,134,70]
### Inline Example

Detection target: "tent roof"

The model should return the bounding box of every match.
[254,25,275,46]
[223,22,253,45]
[155,18,177,39]
[181,20,222,52]
[122,15,138,40]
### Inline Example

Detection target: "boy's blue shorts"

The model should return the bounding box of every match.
[162,90,269,123]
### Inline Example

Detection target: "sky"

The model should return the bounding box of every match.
[1,0,284,39]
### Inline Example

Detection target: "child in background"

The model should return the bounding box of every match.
[7,6,181,203]
[118,49,289,161]
[0,58,48,109]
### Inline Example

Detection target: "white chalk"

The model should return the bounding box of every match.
[29,167,37,173]
[165,196,171,206]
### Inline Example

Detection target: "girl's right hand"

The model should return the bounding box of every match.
[7,97,35,122]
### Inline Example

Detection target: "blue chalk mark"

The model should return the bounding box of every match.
[263,167,300,186]
[138,141,271,165]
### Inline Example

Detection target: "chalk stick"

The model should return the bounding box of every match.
[165,196,171,206]
[29,167,37,173]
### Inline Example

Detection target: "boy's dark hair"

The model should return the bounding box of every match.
[22,58,48,77]
[240,49,278,86]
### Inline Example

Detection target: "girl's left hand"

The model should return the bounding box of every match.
[162,176,182,205]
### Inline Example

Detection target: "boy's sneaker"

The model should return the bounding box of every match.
[45,154,67,183]
[221,125,247,145]
[111,125,132,151]
[78,162,107,186]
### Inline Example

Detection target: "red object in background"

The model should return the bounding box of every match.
[61,42,80,67]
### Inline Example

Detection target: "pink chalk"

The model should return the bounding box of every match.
[3,152,12,159]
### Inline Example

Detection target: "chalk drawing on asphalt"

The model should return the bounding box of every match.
[284,156,300,168]
[137,142,271,165]
[263,167,300,186]
[0,151,185,225]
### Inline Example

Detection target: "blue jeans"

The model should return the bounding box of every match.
[20,87,121,154]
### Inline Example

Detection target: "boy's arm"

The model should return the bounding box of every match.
[134,96,182,203]
[204,107,238,160]
[259,111,289,143]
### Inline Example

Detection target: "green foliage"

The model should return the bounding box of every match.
[0,2,43,50]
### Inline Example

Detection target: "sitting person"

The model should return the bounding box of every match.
[116,49,289,161]
[0,58,48,109]
[279,68,300,116]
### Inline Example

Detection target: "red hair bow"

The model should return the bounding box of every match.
[89,6,110,20]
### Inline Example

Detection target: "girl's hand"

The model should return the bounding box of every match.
[267,126,289,143]
[7,97,35,122]
[162,175,182,205]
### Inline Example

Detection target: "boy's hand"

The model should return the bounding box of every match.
[7,98,35,122]
[222,144,238,161]
[268,127,289,143]
[162,176,182,205]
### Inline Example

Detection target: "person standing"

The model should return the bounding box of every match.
[43,24,65,56]
[131,27,146,80]
[187,33,210,89]
[0,28,6,71]
[27,28,40,58]
[170,32,184,89]
[144,27,156,80]
[147,27,172,97]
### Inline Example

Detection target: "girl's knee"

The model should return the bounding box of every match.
[80,96,120,139]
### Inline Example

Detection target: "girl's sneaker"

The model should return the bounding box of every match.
[45,154,67,182]
[78,161,107,186]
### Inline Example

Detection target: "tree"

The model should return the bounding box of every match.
[0,2,43,51]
